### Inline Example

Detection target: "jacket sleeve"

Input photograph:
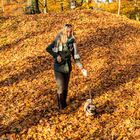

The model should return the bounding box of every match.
[46,40,58,58]
[71,41,83,69]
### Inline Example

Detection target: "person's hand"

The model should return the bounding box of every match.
[57,55,62,63]
[81,68,88,77]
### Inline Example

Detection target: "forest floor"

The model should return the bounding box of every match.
[0,9,140,140]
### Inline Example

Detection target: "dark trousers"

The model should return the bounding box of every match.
[54,70,71,109]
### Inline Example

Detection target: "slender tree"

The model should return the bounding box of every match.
[134,0,139,21]
[118,0,121,15]
[2,0,4,12]
[60,0,64,11]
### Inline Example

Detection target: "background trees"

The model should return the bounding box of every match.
[0,0,139,21]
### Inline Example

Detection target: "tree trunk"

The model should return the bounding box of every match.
[27,0,32,6]
[70,0,76,10]
[118,0,121,15]
[2,0,4,12]
[60,0,64,11]
[35,0,41,13]
[26,0,40,14]
[134,0,139,21]
[44,0,48,13]
[81,0,84,6]
[25,0,34,14]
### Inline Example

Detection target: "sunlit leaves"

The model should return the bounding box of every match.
[0,9,140,139]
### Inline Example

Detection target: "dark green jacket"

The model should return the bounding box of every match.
[46,36,83,73]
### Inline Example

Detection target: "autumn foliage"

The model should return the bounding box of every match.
[0,10,140,139]
[1,0,140,21]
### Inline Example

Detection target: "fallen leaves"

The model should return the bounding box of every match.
[0,9,140,140]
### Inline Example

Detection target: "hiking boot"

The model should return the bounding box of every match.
[57,93,67,110]
[63,89,68,106]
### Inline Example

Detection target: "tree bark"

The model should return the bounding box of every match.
[35,0,41,13]
[118,0,121,15]
[44,0,48,13]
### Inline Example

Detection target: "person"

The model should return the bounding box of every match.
[46,24,87,110]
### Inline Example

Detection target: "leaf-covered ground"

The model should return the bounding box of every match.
[0,10,140,140]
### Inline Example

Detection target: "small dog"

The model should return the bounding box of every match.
[84,99,96,116]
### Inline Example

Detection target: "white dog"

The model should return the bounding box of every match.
[84,99,96,116]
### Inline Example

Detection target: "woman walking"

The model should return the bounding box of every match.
[46,24,87,110]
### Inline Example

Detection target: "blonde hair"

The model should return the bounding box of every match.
[55,24,75,47]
